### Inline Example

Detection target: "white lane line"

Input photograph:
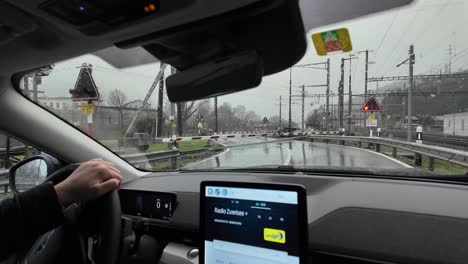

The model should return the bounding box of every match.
[277,145,292,166]
[183,148,231,168]
[339,144,413,168]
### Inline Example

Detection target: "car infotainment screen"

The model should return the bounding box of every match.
[200,181,307,264]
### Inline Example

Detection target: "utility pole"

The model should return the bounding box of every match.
[32,74,39,102]
[384,90,388,130]
[325,58,330,130]
[448,44,452,75]
[348,58,352,133]
[294,61,329,130]
[364,50,368,128]
[289,67,292,129]
[358,50,374,128]
[345,54,358,133]
[402,83,406,129]
[157,70,165,138]
[23,74,43,102]
[338,58,345,129]
[365,50,369,100]
[279,96,283,130]
[214,97,218,132]
[302,85,305,131]
[170,67,177,137]
[23,75,30,98]
[124,64,167,138]
[408,45,415,141]
[395,45,415,141]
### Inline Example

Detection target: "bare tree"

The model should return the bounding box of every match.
[108,89,127,129]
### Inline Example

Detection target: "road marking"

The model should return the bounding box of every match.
[339,144,413,168]
[277,145,292,166]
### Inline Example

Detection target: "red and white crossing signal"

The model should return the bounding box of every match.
[69,64,100,101]
[361,96,382,112]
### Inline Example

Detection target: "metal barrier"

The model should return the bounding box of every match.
[122,150,180,168]
[121,148,226,170]
[308,135,468,170]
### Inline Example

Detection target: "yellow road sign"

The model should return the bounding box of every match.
[81,103,94,115]
[171,123,177,129]
[369,113,376,120]
[312,28,352,56]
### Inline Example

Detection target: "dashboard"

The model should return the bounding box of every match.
[119,171,468,264]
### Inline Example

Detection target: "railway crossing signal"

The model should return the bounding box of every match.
[361,96,382,112]
[69,64,99,101]
[69,63,99,138]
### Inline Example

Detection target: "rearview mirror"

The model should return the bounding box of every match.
[9,155,60,194]
[166,50,263,102]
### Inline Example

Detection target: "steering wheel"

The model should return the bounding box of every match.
[21,164,121,264]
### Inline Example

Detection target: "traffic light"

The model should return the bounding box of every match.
[361,96,382,112]
[69,67,99,101]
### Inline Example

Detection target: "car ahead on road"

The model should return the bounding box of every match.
[1,0,468,263]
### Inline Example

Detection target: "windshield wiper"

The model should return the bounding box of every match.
[183,165,468,183]
[208,165,435,176]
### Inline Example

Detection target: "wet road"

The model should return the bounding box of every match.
[186,139,408,170]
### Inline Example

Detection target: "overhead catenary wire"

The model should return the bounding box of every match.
[384,0,451,76]
[374,8,400,54]
[377,1,451,76]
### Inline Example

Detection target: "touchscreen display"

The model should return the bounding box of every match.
[202,183,304,264]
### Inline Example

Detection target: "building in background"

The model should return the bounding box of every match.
[444,112,468,136]
[38,96,104,110]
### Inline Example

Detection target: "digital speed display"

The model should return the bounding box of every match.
[119,190,177,220]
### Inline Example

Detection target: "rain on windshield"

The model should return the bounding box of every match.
[13,0,468,175]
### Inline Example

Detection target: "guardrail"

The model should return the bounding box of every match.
[308,135,468,171]
[120,148,226,170]
[0,146,26,157]
[122,150,180,166]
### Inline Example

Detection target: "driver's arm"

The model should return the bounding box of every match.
[0,160,122,260]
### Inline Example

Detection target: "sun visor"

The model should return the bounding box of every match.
[92,46,159,68]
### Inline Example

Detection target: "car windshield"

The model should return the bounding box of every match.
[18,0,468,176]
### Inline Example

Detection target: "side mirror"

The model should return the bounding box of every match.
[9,155,60,194]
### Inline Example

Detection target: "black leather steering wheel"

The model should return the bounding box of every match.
[23,164,121,264]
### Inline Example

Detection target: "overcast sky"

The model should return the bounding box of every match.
[37,0,468,123]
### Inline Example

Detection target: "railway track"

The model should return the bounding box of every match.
[385,130,468,151]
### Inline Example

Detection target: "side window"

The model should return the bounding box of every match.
[0,132,50,200]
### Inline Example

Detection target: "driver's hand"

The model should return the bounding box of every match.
[54,160,123,205]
